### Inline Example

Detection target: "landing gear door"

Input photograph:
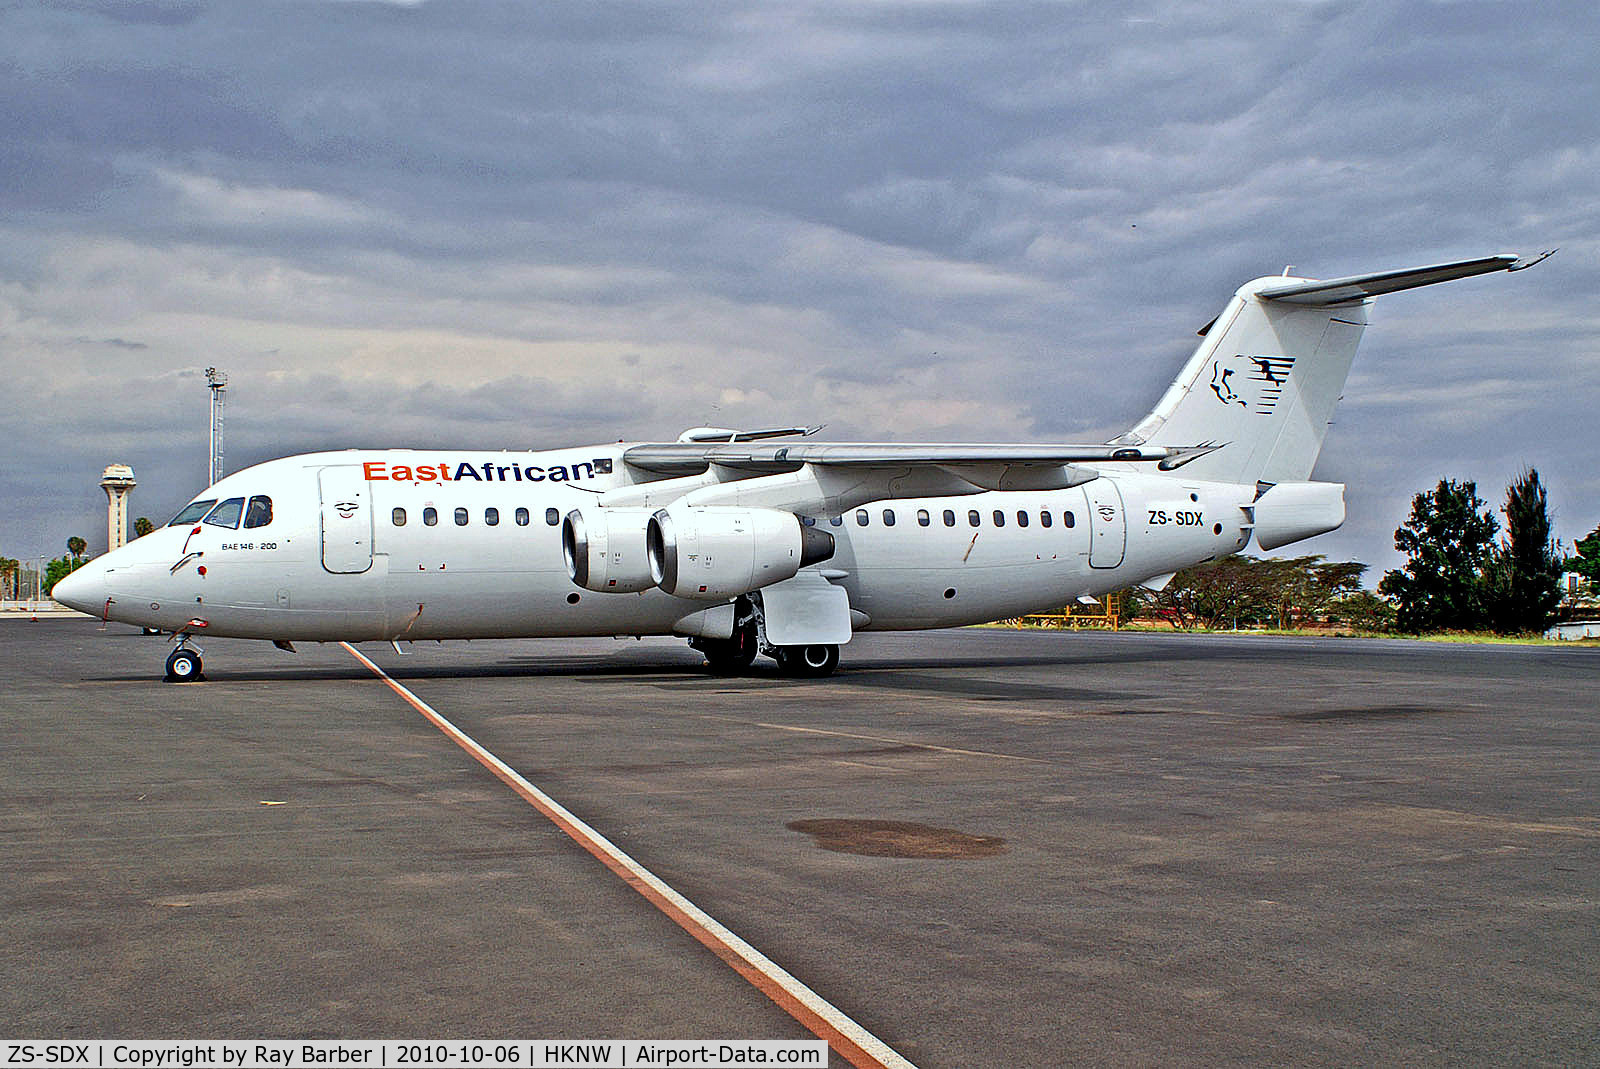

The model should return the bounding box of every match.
[760,571,853,646]
[1084,479,1126,569]
[319,466,374,574]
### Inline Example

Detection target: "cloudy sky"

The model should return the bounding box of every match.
[3,0,1596,582]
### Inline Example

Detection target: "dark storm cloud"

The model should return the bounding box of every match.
[1,0,1596,573]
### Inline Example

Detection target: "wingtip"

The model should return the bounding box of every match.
[1507,248,1557,272]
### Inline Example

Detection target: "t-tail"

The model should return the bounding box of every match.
[1119,253,1547,487]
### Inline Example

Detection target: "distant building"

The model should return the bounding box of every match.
[100,464,136,552]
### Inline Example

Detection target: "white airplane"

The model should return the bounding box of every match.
[55,253,1547,681]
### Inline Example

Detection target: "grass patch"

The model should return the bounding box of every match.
[983,620,1600,646]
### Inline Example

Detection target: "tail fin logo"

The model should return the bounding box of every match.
[1209,354,1295,414]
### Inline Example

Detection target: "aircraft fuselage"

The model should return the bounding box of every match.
[73,445,1253,643]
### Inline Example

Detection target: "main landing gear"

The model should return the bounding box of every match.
[164,639,204,683]
[772,643,840,678]
[688,597,841,678]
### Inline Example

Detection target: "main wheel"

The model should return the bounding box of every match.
[698,629,758,674]
[775,643,839,678]
[692,618,758,674]
[164,647,203,683]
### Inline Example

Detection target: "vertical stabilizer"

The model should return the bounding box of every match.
[1121,255,1526,485]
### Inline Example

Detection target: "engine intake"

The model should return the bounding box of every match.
[647,506,834,599]
[562,507,657,592]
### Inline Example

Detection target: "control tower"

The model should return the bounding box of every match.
[100,464,137,552]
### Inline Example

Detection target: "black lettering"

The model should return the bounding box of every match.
[525,465,546,482]
[454,462,483,481]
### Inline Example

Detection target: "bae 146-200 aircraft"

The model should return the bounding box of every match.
[55,253,1549,681]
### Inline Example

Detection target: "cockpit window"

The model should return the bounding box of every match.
[169,499,217,526]
[243,495,273,529]
[203,497,245,529]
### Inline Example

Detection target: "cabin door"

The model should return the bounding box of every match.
[1084,479,1126,569]
[319,466,374,574]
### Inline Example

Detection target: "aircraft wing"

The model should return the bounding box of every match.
[623,441,1209,473]
[600,440,1220,514]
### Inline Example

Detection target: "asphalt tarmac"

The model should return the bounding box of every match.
[3,620,1597,1067]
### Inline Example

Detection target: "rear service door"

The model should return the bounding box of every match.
[1084,479,1126,569]
[319,466,373,574]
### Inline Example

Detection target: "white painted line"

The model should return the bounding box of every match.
[341,642,918,1069]
[705,714,1044,763]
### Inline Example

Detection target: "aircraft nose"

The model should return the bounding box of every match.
[52,557,108,614]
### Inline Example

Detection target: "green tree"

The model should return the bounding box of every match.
[133,516,155,539]
[1273,557,1367,629]
[44,555,86,596]
[66,535,87,561]
[0,557,18,601]
[1485,468,1563,634]
[1565,523,1600,586]
[1327,590,1396,632]
[1379,479,1500,632]
[1147,555,1366,630]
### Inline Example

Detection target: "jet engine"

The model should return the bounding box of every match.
[647,506,835,599]
[562,508,657,592]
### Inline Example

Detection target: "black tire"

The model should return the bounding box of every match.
[165,648,203,683]
[776,643,839,678]
[698,624,758,674]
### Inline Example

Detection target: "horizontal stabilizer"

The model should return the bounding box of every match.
[1254,255,1522,305]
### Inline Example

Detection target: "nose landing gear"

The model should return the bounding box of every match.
[164,639,204,683]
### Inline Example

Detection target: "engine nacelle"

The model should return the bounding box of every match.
[562,508,657,592]
[1251,481,1346,551]
[647,506,835,599]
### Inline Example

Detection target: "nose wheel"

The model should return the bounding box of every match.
[164,644,204,683]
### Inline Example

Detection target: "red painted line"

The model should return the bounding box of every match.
[342,643,916,1069]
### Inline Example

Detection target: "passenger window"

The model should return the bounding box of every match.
[943,509,956,527]
[1064,511,1076,528]
[883,509,896,526]
[1040,511,1052,528]
[545,507,559,526]
[243,495,273,529]
[917,509,930,527]
[423,507,438,526]
[203,497,244,529]
[516,507,530,526]
[968,510,980,527]
[802,516,816,527]
[1017,511,1029,528]
[169,499,217,526]
[856,509,869,526]
[392,507,407,527]
[993,510,1005,527]
[485,507,499,526]
[830,515,843,527]
[454,507,468,526]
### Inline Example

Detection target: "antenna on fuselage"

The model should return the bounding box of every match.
[205,367,228,486]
